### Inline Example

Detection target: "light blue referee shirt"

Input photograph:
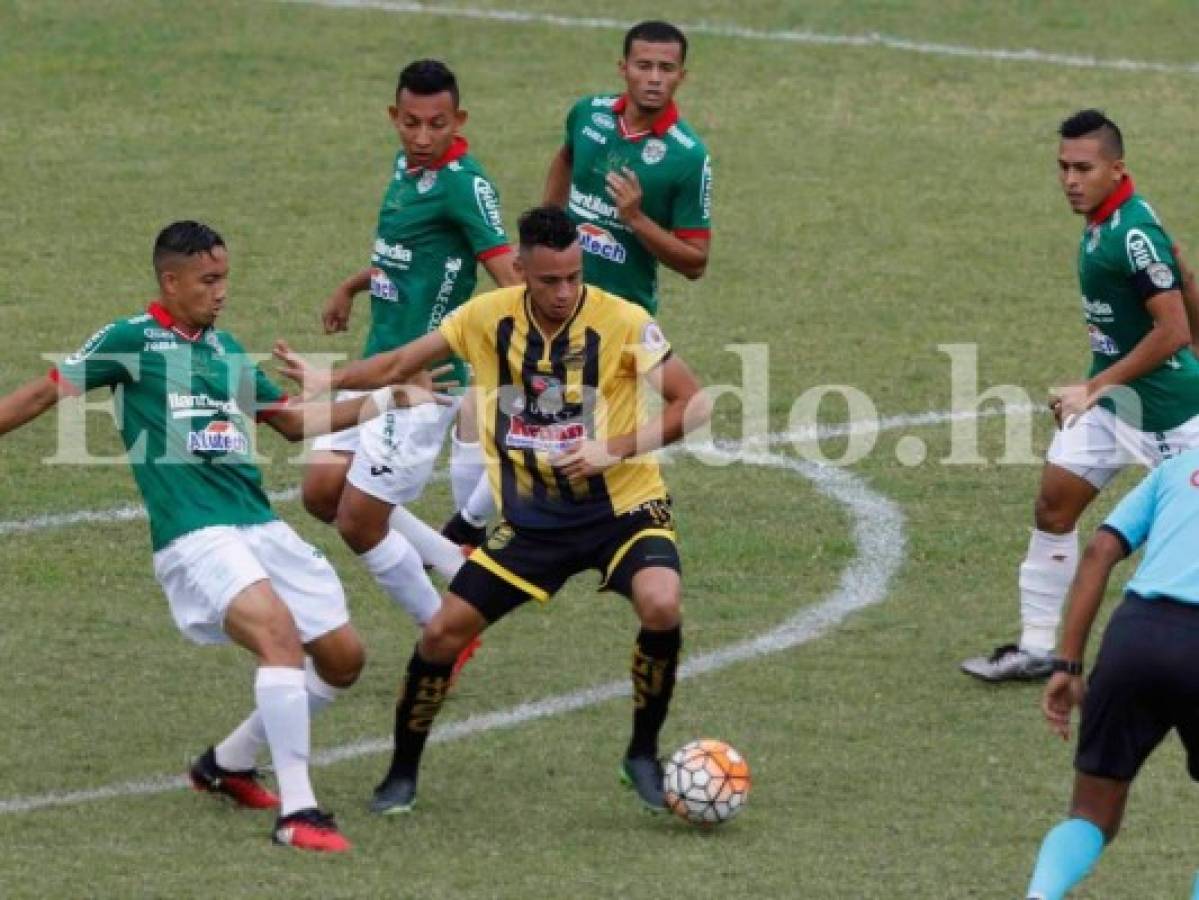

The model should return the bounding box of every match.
[1102,447,1199,605]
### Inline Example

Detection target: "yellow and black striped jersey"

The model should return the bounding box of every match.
[439,284,671,528]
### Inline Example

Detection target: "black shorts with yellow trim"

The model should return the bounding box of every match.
[448,498,681,624]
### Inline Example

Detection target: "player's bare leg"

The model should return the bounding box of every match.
[622,566,683,810]
[1026,773,1127,898]
[301,450,352,525]
[220,581,350,852]
[371,592,488,815]
[962,463,1098,683]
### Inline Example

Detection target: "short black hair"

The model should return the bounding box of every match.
[518,206,578,253]
[1059,108,1124,160]
[396,59,459,107]
[623,20,687,62]
[152,220,225,276]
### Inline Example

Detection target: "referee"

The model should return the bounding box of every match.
[1027,446,1199,898]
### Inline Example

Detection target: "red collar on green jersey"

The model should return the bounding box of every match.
[612,95,679,142]
[406,136,469,174]
[1088,175,1135,226]
[149,301,206,342]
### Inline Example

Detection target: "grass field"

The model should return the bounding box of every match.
[2,1,1199,897]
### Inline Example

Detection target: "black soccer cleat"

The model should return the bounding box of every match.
[620,755,666,812]
[369,773,418,816]
[189,746,280,810]
[441,511,486,550]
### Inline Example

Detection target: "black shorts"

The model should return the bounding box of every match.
[1076,593,1199,781]
[448,498,681,623]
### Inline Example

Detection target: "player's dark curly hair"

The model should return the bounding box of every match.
[1059,108,1124,160]
[517,206,578,253]
[624,20,687,62]
[152,220,225,275]
[397,59,459,107]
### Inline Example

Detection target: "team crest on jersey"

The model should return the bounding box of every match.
[187,420,249,455]
[641,139,667,165]
[1147,262,1175,290]
[417,169,438,194]
[486,523,515,552]
[578,223,627,263]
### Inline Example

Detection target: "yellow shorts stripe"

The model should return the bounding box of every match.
[470,549,552,603]
[602,527,677,584]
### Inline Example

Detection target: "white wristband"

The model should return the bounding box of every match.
[370,386,395,414]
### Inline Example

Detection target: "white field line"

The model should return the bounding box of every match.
[286,0,1199,76]
[0,439,904,815]
[0,402,1031,537]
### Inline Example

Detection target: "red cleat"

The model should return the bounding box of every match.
[189,746,280,810]
[450,636,482,686]
[272,808,351,853]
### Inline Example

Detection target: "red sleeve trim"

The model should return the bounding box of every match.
[256,394,290,423]
[48,367,83,397]
[673,228,711,240]
[477,244,513,262]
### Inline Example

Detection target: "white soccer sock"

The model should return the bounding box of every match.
[214,659,343,771]
[390,505,466,579]
[1018,529,1079,655]
[255,666,316,817]
[360,531,442,626]
[450,428,485,511]
[462,472,496,527]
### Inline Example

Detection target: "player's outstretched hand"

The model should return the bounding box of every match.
[273,340,333,400]
[321,284,354,334]
[1042,671,1084,741]
[394,364,459,408]
[551,439,621,480]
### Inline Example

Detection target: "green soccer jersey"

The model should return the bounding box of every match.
[52,303,284,551]
[365,136,511,385]
[1079,179,1199,432]
[563,94,711,313]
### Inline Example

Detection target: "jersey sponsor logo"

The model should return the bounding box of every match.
[505,416,588,453]
[590,96,617,108]
[1147,262,1176,290]
[143,341,179,352]
[641,320,668,353]
[700,155,712,221]
[169,392,244,420]
[472,176,505,236]
[1081,296,1113,320]
[370,267,399,302]
[641,138,667,165]
[143,327,173,340]
[578,223,628,263]
[416,169,438,194]
[568,185,619,222]
[370,464,393,477]
[1087,325,1120,356]
[187,420,249,455]
[1126,228,1159,271]
[373,237,413,266]
[64,323,115,367]
[591,112,615,130]
[428,257,464,328]
[582,125,608,145]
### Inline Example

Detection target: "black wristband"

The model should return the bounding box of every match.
[1051,657,1083,676]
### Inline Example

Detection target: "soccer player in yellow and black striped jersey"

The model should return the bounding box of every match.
[275,205,713,814]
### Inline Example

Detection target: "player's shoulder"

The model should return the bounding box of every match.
[97,310,158,344]
[577,93,620,111]
[664,116,708,157]
[209,328,247,354]
[585,285,655,325]
[1106,193,1169,239]
[451,284,523,323]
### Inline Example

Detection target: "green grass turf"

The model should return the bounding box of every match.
[1,1,1198,896]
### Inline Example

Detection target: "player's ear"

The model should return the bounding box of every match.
[454,108,468,130]
[1111,157,1126,181]
[387,104,401,126]
[512,253,524,278]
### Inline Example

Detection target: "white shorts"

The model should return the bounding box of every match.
[152,521,349,646]
[343,396,461,505]
[1047,405,1199,489]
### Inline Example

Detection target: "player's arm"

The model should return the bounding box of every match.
[262,365,454,442]
[322,267,372,334]
[273,331,453,398]
[1054,289,1190,425]
[605,167,709,279]
[1173,242,1199,353]
[544,145,573,207]
[0,374,63,438]
[553,354,713,480]
[482,249,521,288]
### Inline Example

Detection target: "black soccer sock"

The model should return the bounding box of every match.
[386,645,453,781]
[626,625,682,759]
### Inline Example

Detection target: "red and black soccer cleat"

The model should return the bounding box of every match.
[272,808,351,853]
[189,746,280,810]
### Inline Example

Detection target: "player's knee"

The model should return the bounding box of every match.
[420,612,473,664]
[301,480,339,524]
[634,588,681,630]
[1033,494,1078,534]
[320,645,365,688]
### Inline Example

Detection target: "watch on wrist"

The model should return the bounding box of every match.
[1051,657,1083,676]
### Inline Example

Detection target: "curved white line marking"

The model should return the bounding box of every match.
[0,446,904,815]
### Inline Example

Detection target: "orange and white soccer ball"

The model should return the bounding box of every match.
[663,739,751,826]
